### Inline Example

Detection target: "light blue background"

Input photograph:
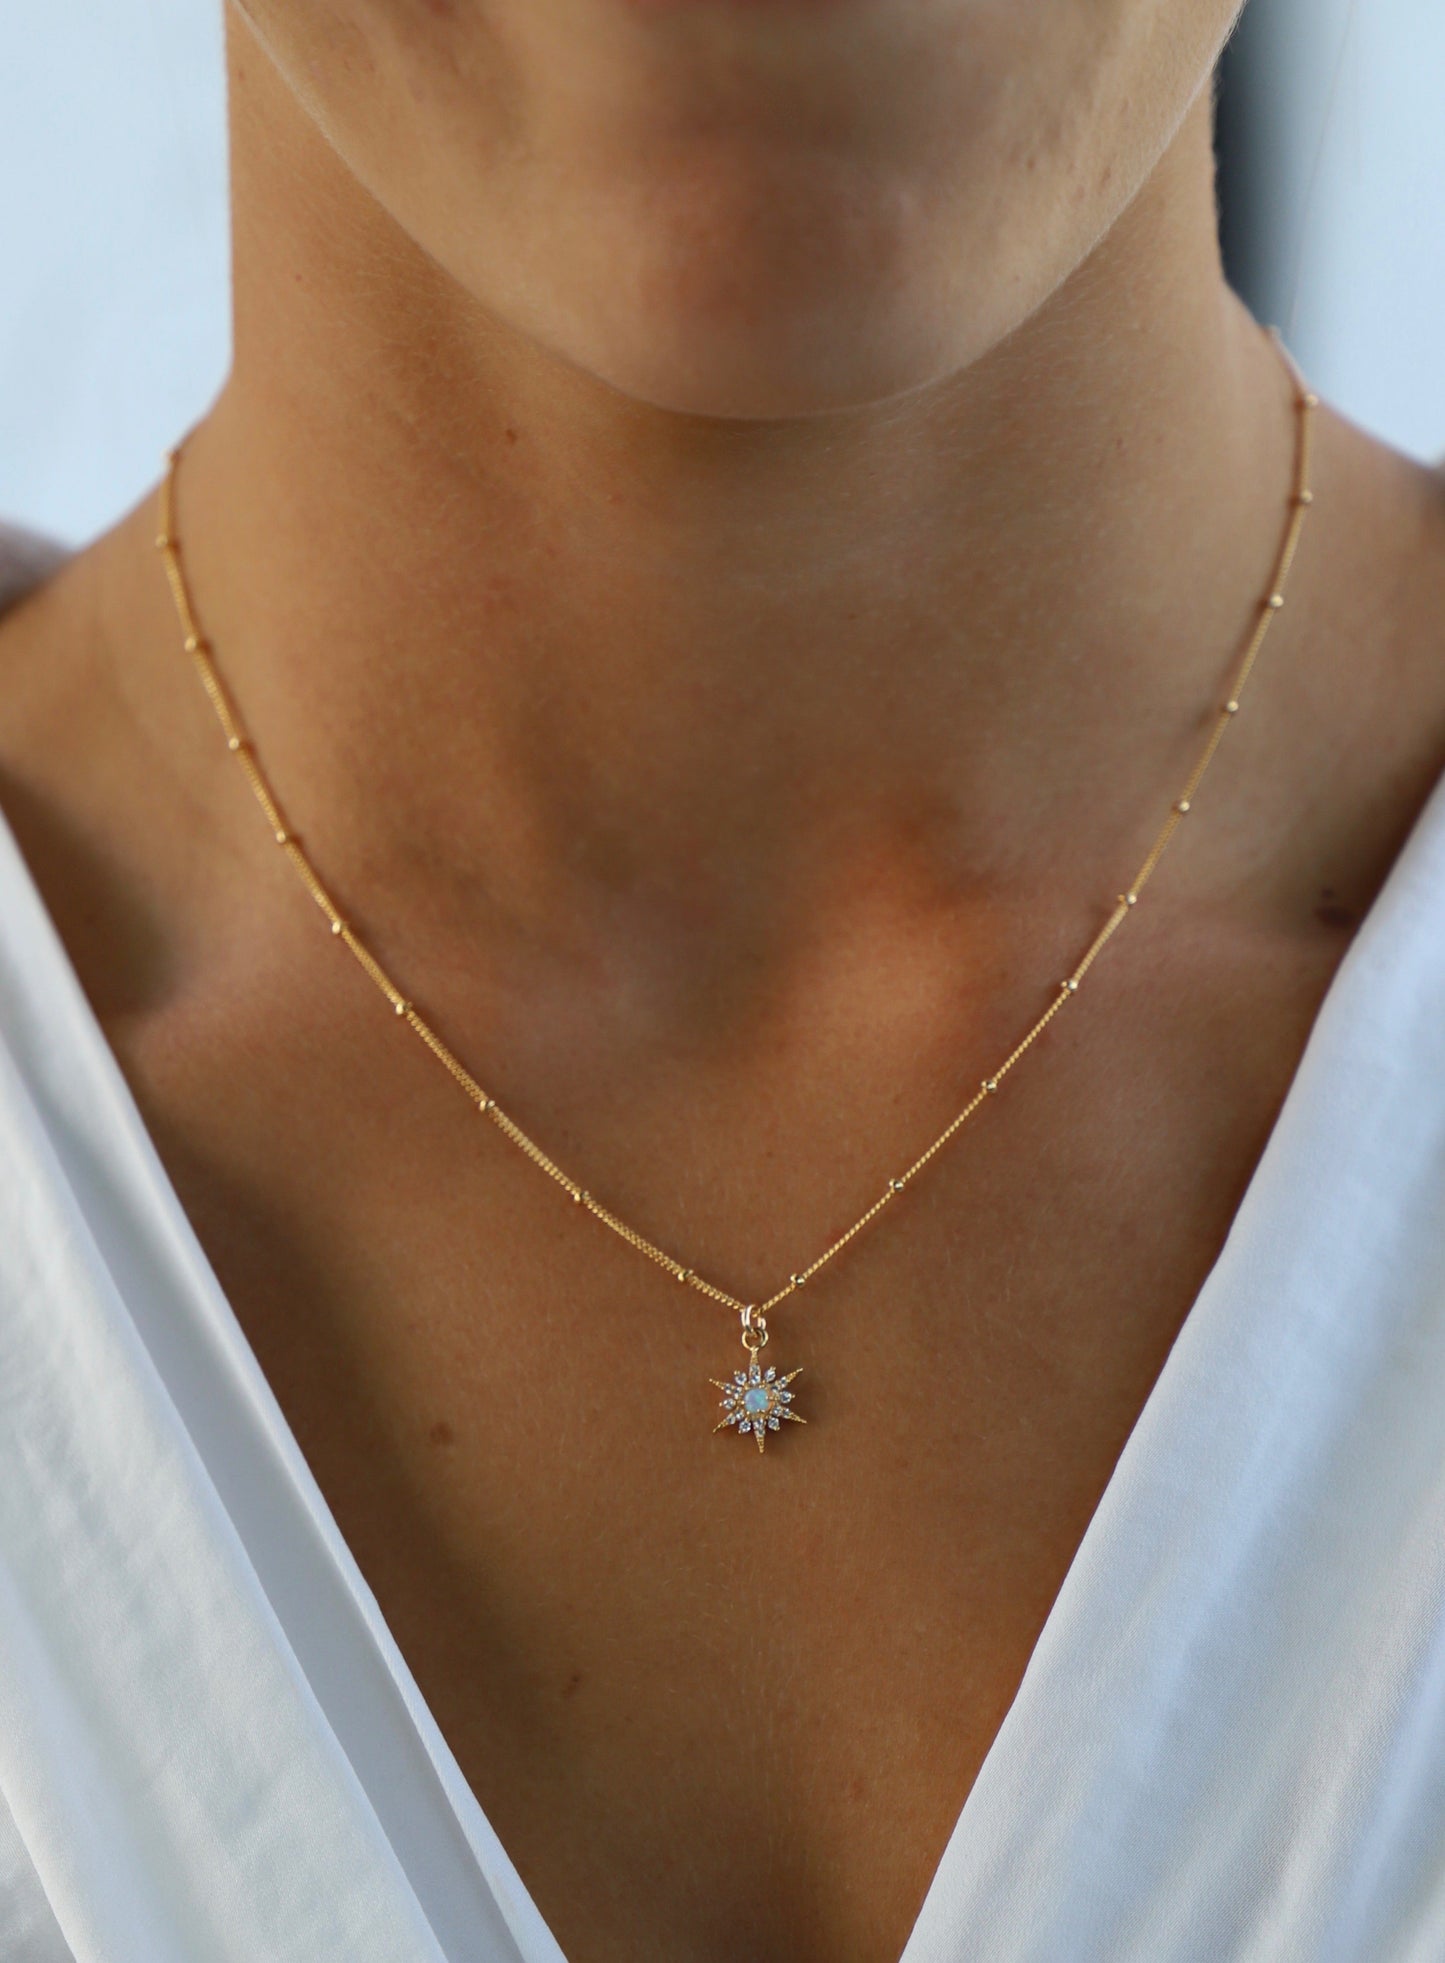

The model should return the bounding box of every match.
[0,2,229,546]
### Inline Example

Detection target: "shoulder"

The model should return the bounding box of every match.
[0,521,71,621]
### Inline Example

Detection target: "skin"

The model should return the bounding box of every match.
[2,1,1444,1958]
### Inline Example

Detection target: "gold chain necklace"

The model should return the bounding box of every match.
[156,326,1317,1455]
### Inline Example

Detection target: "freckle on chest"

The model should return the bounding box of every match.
[1315,886,1357,931]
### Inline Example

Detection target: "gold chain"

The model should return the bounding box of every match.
[155,327,1316,1333]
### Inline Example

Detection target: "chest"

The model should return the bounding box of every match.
[106,907,1349,1963]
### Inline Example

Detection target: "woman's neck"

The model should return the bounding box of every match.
[152,37,1300,981]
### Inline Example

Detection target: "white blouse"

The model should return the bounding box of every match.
[2,531,1445,1961]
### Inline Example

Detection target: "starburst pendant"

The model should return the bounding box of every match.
[710,1359,806,1453]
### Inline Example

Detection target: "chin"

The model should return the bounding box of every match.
[454,148,1044,420]
[532,275,994,423]
[233,0,1225,420]
[539,289,970,425]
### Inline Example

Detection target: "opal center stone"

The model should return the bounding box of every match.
[743,1385,771,1414]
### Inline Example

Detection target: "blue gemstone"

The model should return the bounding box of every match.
[743,1386,770,1414]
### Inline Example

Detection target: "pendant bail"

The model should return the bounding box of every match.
[740,1304,769,1355]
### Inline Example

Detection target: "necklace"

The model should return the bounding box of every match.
[156,325,1317,1456]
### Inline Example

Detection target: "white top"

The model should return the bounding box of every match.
[2,531,1445,1962]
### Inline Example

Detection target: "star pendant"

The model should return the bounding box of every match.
[710,1359,805,1453]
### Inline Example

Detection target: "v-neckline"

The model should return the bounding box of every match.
[1,751,1443,1963]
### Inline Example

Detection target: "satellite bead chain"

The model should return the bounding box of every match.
[155,323,1317,1454]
